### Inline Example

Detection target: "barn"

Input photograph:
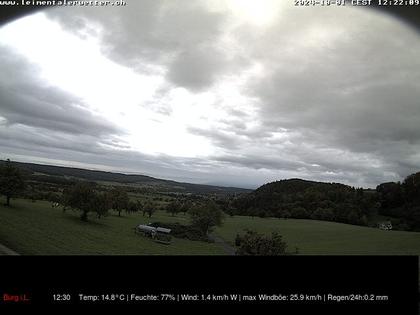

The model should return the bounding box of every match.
[134,224,172,244]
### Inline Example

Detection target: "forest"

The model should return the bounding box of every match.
[227,173,420,231]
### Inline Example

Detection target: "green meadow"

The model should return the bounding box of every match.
[1,198,420,255]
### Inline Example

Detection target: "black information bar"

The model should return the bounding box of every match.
[0,256,418,313]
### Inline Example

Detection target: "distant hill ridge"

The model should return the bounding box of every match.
[2,159,420,230]
[1,160,250,195]
[256,178,352,193]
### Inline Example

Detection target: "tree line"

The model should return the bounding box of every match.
[376,172,420,230]
[224,179,377,226]
[221,173,420,231]
[61,182,156,221]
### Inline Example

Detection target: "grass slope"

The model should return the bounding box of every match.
[1,199,420,255]
[0,199,224,255]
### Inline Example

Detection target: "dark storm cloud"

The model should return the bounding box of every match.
[187,126,241,150]
[1,3,420,188]
[234,6,420,184]
[0,123,127,157]
[167,44,230,91]
[42,4,420,186]
[212,154,306,171]
[0,45,124,137]
[46,0,233,91]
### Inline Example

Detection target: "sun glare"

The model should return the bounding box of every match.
[0,12,225,158]
[227,0,279,26]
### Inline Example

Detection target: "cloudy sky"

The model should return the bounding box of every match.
[0,1,419,189]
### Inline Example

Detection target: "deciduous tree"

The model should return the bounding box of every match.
[0,159,25,206]
[188,200,224,236]
[109,188,129,217]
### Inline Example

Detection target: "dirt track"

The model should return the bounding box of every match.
[209,234,236,255]
[0,243,19,255]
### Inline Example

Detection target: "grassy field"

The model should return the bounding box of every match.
[215,216,420,255]
[0,199,223,255]
[1,198,420,255]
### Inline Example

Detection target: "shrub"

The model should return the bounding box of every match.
[235,229,289,255]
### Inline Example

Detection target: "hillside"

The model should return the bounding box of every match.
[1,160,250,196]
[2,198,420,255]
[229,178,378,226]
[229,174,420,231]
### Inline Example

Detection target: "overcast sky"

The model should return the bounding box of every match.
[0,1,419,189]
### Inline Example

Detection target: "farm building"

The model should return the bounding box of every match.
[378,221,392,230]
[134,224,172,244]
